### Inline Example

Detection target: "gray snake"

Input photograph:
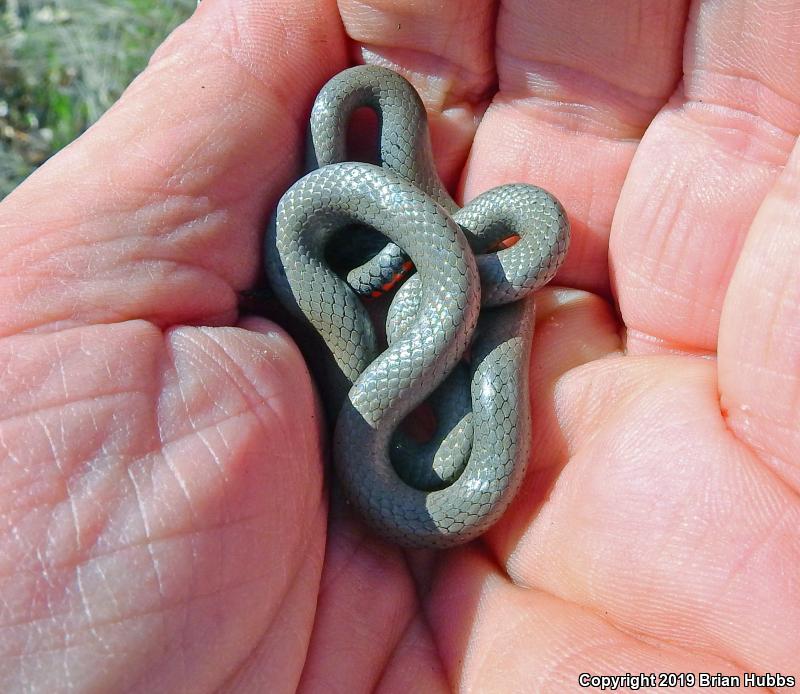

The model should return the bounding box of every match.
[264,65,569,548]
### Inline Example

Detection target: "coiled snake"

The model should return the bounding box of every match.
[265,65,569,548]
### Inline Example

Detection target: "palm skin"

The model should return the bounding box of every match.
[0,0,798,691]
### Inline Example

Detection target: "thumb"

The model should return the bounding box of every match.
[0,0,346,336]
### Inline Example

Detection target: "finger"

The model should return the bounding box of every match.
[0,0,346,336]
[611,0,800,354]
[488,355,800,674]
[337,0,498,188]
[0,319,326,691]
[718,139,800,493]
[426,550,754,692]
[465,0,689,294]
[298,503,418,693]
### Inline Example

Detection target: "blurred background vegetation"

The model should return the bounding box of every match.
[0,0,195,198]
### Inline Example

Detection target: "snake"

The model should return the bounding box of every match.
[264,65,569,548]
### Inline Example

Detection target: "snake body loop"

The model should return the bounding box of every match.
[309,65,456,296]
[265,65,570,547]
[309,65,456,212]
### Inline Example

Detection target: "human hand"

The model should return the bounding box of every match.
[0,1,797,692]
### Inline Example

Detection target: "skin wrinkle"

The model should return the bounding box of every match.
[496,2,686,95]
[500,94,644,144]
[356,45,496,110]
[344,0,496,72]
[678,100,796,165]
[7,466,125,572]
[1,263,238,337]
[214,364,299,452]
[688,67,800,137]
[4,512,66,588]
[159,412,262,481]
[124,136,187,183]
[74,564,112,659]
[663,214,717,335]
[721,500,795,595]
[172,334,240,423]
[629,147,685,260]
[496,57,671,138]
[0,212,92,260]
[311,525,374,597]
[0,335,92,412]
[0,513,271,612]
[50,335,67,401]
[167,338,239,437]
[133,197,228,248]
[34,412,81,560]
[132,209,239,273]
[625,328,717,357]
[158,344,209,523]
[0,391,150,431]
[123,464,170,644]
[0,224,123,284]
[202,426,235,492]
[3,572,276,660]
[190,329,285,427]
[50,482,119,582]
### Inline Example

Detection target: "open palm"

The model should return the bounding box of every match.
[1,1,798,691]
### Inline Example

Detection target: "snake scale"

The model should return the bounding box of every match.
[265,65,569,548]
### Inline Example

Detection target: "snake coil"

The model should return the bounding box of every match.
[265,65,569,548]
